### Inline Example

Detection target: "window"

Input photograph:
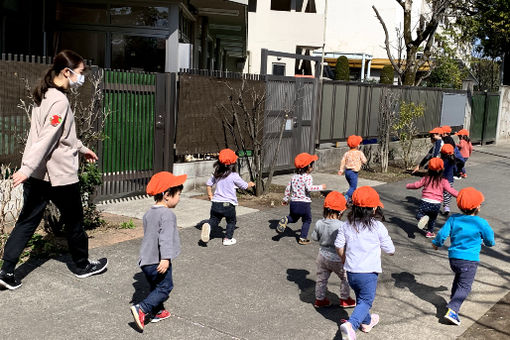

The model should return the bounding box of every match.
[271,0,291,11]
[54,31,106,66]
[248,0,257,12]
[111,34,165,72]
[56,1,107,24]
[272,63,286,76]
[295,0,316,13]
[110,6,169,28]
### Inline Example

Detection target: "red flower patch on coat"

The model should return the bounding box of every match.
[50,114,62,127]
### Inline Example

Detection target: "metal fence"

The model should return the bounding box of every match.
[319,81,461,142]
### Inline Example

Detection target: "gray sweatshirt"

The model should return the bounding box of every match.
[311,218,345,258]
[139,206,181,267]
[19,88,90,186]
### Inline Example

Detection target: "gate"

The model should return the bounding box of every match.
[264,76,317,171]
[470,92,500,144]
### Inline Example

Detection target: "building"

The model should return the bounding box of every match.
[243,0,324,76]
[0,0,248,72]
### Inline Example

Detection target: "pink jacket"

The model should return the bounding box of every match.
[457,140,473,159]
[406,176,458,202]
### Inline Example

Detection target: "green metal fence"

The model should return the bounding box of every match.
[99,70,157,199]
[470,92,500,144]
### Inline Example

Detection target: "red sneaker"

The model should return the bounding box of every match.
[130,304,146,331]
[151,309,171,323]
[340,297,356,308]
[314,298,331,308]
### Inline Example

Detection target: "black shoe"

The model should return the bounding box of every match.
[75,258,108,278]
[0,270,22,290]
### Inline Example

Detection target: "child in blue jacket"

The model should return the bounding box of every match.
[432,187,495,326]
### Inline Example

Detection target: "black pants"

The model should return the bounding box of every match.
[209,202,237,239]
[1,178,89,273]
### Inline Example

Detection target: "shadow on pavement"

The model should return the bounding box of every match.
[389,216,421,239]
[130,271,150,305]
[286,268,349,332]
[269,219,300,242]
[392,272,449,322]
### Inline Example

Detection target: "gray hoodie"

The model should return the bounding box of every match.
[19,88,90,186]
[311,218,345,258]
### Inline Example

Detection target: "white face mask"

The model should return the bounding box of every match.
[68,68,85,88]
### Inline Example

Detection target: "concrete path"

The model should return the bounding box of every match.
[1,145,509,339]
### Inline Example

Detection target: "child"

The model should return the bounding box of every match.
[338,135,367,201]
[131,171,187,331]
[455,129,472,178]
[311,191,356,308]
[201,149,254,246]
[335,186,395,340]
[441,125,456,148]
[278,152,326,245]
[406,158,458,238]
[412,127,443,174]
[440,144,457,215]
[432,187,495,325]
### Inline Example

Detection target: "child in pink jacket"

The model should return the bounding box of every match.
[406,158,458,238]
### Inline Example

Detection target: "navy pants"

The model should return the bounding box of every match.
[209,202,237,239]
[447,258,478,313]
[2,178,89,273]
[347,272,378,329]
[345,169,358,199]
[140,264,174,315]
[287,201,312,239]
[416,200,441,231]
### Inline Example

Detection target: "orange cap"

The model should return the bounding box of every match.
[441,125,452,133]
[294,153,319,169]
[324,191,347,212]
[429,127,444,135]
[146,171,187,196]
[455,129,469,136]
[428,158,444,171]
[457,187,484,210]
[352,186,384,208]
[347,135,363,148]
[219,148,238,165]
[441,144,454,155]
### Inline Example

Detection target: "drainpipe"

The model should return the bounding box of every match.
[367,59,372,79]
[361,53,366,81]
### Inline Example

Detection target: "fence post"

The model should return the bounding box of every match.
[154,73,167,172]
[481,90,489,144]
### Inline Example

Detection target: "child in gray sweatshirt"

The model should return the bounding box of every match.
[130,171,187,332]
[311,191,355,308]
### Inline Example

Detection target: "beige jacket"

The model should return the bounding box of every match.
[19,88,90,186]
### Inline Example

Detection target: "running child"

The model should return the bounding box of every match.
[432,187,495,325]
[335,186,395,339]
[201,149,254,246]
[455,129,472,178]
[131,171,187,331]
[338,135,367,201]
[278,153,326,245]
[311,191,356,308]
[406,158,458,238]
[412,127,444,174]
[440,144,457,215]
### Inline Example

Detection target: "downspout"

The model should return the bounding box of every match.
[361,53,366,81]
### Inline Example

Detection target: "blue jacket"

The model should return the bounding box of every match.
[432,214,495,261]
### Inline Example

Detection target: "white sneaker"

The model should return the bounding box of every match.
[417,215,430,230]
[201,223,211,243]
[223,238,237,246]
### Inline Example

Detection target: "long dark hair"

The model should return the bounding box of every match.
[33,50,84,106]
[460,135,471,143]
[213,160,236,179]
[424,168,444,190]
[347,205,382,232]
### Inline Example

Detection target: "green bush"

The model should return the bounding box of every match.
[79,163,106,230]
[335,56,350,81]
[392,101,425,169]
[119,219,136,229]
[380,65,395,84]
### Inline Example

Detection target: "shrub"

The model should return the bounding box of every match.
[380,65,395,84]
[335,56,350,81]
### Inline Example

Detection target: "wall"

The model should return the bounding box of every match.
[496,85,510,143]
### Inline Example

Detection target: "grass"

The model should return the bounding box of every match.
[118,219,137,229]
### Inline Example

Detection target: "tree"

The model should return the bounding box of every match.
[335,56,350,81]
[426,57,467,89]
[378,88,400,172]
[392,101,425,169]
[380,65,395,84]
[472,58,501,92]
[373,1,460,86]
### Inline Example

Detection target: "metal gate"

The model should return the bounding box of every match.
[471,92,500,144]
[263,76,317,171]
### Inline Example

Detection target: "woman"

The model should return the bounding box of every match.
[0,50,107,290]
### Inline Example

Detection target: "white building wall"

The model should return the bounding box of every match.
[324,0,427,58]
[244,0,325,76]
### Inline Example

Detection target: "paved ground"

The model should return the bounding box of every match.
[1,144,509,339]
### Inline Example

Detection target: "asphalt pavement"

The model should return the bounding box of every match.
[1,144,509,339]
